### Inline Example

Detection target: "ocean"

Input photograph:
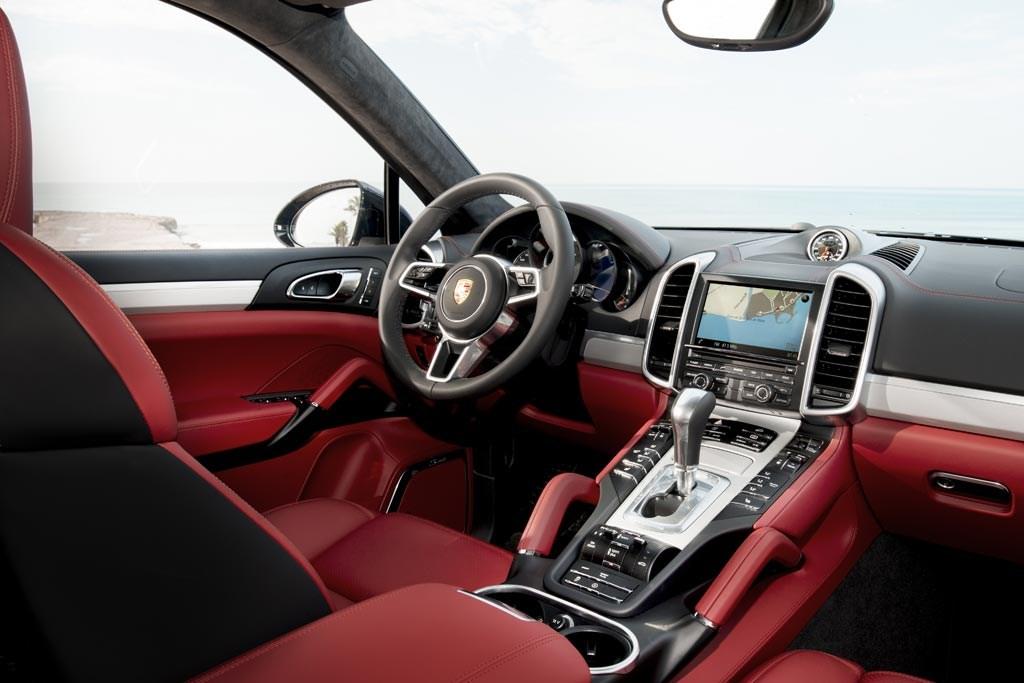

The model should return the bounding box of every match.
[34,182,1024,250]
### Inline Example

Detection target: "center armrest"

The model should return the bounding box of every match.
[190,583,591,683]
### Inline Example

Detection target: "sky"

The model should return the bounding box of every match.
[3,0,1024,190]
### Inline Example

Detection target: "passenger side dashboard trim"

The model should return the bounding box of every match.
[863,374,1024,443]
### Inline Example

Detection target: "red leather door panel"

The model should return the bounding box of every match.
[131,310,387,457]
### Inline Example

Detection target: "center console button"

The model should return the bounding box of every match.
[549,613,575,630]
[753,384,775,404]
[733,493,767,510]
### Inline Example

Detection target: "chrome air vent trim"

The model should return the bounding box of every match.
[642,251,716,390]
[801,263,886,418]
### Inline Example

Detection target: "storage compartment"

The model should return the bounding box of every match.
[853,418,1024,564]
[477,584,637,675]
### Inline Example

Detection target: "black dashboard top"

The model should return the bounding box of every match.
[653,222,1024,396]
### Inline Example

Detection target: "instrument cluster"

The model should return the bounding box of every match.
[490,223,643,312]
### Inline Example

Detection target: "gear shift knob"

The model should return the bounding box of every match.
[671,388,716,497]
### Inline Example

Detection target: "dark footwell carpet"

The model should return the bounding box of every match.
[791,534,1024,682]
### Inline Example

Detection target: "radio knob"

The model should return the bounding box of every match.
[692,373,713,390]
[753,384,775,404]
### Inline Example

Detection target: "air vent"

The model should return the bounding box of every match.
[871,242,921,271]
[644,263,696,384]
[808,277,872,409]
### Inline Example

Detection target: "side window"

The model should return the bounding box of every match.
[8,0,392,250]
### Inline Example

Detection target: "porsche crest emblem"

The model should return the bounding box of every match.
[453,278,474,305]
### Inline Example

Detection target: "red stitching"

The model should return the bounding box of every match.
[456,634,563,683]
[0,16,20,223]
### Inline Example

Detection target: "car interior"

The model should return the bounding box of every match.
[2,0,1024,682]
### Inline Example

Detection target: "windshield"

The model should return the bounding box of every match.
[350,1,1024,239]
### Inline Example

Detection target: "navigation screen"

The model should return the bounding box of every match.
[695,283,812,360]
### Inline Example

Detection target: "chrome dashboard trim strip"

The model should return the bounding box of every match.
[101,280,262,314]
[475,584,641,675]
[863,374,1024,443]
[800,263,886,420]
[582,330,645,372]
[641,251,716,390]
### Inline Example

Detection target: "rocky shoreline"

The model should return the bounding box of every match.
[33,211,199,250]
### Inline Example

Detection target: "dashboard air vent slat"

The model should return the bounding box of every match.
[871,242,921,271]
[645,263,696,383]
[808,278,872,408]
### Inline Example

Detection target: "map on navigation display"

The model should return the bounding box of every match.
[695,283,812,356]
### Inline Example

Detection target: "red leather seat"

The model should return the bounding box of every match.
[265,498,512,609]
[745,650,932,683]
[0,8,512,679]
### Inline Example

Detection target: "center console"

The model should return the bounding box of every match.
[480,262,881,680]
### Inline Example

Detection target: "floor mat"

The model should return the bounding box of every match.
[791,533,1024,682]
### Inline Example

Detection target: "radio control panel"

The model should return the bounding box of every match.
[682,347,800,411]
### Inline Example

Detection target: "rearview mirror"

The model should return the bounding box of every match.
[663,0,832,52]
[274,180,411,248]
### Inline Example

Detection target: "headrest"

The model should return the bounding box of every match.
[0,10,32,235]
[0,225,177,451]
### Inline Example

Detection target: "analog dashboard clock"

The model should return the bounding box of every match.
[807,229,849,262]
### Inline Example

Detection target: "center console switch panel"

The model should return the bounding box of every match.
[560,526,675,604]
[609,419,777,502]
[718,430,827,518]
[609,422,673,500]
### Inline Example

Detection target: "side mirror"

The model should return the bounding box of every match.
[273,180,411,248]
[663,0,832,52]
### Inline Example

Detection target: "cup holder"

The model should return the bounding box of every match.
[563,626,632,669]
[476,584,637,674]
[486,591,546,622]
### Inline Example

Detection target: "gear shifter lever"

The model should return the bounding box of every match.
[671,388,717,498]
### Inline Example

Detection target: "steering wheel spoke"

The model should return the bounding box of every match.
[425,309,518,383]
[506,265,542,306]
[425,336,488,382]
[399,261,450,300]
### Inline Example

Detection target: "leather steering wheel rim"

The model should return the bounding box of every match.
[379,172,575,401]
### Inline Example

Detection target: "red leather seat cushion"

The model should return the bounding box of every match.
[190,583,590,683]
[265,498,512,607]
[745,650,932,683]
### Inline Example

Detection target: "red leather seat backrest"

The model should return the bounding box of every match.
[0,9,32,235]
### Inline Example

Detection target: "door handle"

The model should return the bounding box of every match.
[929,471,1011,507]
[287,269,363,300]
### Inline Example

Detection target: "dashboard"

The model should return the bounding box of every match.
[414,197,1024,440]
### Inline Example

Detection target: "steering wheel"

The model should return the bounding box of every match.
[379,173,575,400]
